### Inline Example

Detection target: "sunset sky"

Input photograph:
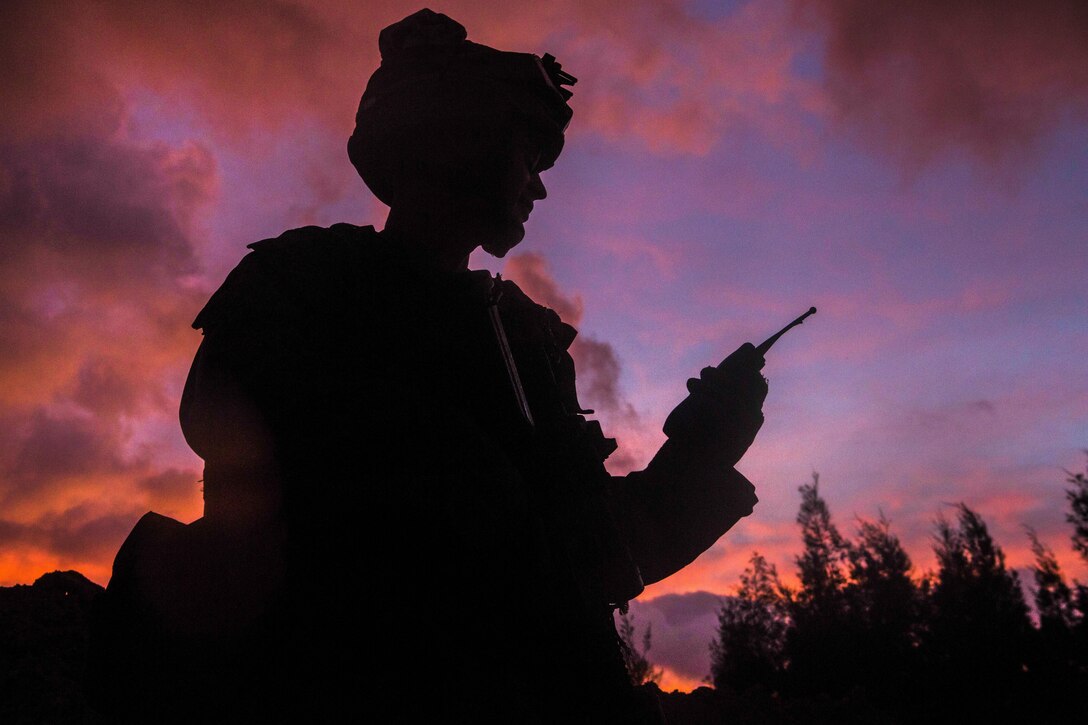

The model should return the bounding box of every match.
[2,1,1086,690]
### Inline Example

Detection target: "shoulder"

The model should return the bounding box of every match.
[193,224,383,331]
[108,512,189,591]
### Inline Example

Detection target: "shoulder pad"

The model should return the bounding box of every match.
[193,224,379,331]
[245,223,373,254]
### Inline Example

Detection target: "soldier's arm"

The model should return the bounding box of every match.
[606,351,766,586]
[607,443,757,586]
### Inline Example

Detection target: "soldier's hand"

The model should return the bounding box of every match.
[664,343,768,467]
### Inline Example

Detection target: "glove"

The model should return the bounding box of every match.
[662,343,768,467]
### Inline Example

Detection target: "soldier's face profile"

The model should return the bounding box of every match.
[479,133,548,258]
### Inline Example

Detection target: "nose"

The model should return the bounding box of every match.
[528,173,547,201]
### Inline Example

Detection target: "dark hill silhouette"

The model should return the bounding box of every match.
[0,571,103,724]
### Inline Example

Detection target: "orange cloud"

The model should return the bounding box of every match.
[0,27,212,583]
[656,666,707,694]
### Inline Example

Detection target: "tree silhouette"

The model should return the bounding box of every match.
[794,473,851,606]
[847,515,918,630]
[1027,528,1076,632]
[693,469,1088,721]
[710,552,788,693]
[784,474,856,695]
[1024,526,1081,706]
[843,514,924,708]
[1060,455,1088,676]
[926,504,1032,717]
[617,612,662,687]
[1066,458,1088,562]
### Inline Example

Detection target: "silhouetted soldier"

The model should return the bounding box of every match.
[90,9,766,723]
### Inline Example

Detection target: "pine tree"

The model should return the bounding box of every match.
[1059,456,1088,674]
[849,514,916,623]
[784,474,855,695]
[1066,458,1088,562]
[710,552,788,692]
[1024,526,1081,698]
[794,473,850,608]
[845,514,923,702]
[1027,528,1075,632]
[926,504,1032,716]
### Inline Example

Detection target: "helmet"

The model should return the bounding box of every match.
[347,9,576,206]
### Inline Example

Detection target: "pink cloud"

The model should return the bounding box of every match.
[552,0,815,154]
[504,253,624,419]
[2,1,815,159]
[502,252,585,324]
[503,252,655,473]
[802,0,1088,169]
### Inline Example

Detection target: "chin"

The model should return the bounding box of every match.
[481,223,526,258]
